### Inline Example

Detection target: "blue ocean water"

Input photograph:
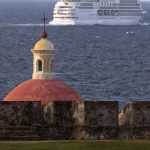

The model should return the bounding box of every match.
[0,1,150,106]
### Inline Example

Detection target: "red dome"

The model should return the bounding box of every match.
[3,79,82,105]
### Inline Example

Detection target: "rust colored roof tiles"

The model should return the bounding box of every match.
[3,79,82,105]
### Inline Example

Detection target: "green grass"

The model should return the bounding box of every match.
[0,140,150,150]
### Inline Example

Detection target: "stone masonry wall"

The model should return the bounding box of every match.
[43,101,119,140]
[119,101,150,139]
[0,100,150,140]
[0,101,43,140]
[0,101,42,126]
[43,101,85,139]
[77,101,119,140]
[0,100,119,140]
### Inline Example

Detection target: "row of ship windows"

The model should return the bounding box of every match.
[120,0,139,1]
[55,7,141,12]
[100,7,141,11]
[97,10,142,16]
[57,4,124,8]
[99,6,141,9]
[54,10,141,15]
[98,8,142,12]
[120,1,138,3]
[99,3,114,7]
[117,0,139,2]
[54,9,75,12]
[98,13,142,16]
[61,0,130,2]
[98,10,117,16]
[64,0,140,2]
[76,7,141,10]
[57,6,73,8]
[53,12,75,15]
[55,8,141,13]
[54,17,78,19]
[120,3,140,6]
[98,9,142,12]
[117,10,142,12]
[117,12,142,15]
[56,4,141,9]
[61,0,139,2]
[77,7,93,9]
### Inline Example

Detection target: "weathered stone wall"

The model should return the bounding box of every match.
[119,101,150,139]
[43,101,85,126]
[43,101,85,139]
[76,101,119,140]
[43,101,119,140]
[0,100,119,140]
[84,101,118,127]
[0,101,43,140]
[119,101,150,127]
[0,101,42,126]
[1,100,150,140]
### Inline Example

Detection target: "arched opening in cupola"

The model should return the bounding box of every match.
[51,59,54,72]
[37,59,43,72]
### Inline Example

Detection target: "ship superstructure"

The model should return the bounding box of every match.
[49,0,143,25]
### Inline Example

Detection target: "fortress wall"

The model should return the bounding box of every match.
[51,101,74,126]
[119,101,150,139]
[0,101,150,140]
[43,101,85,139]
[43,101,119,140]
[84,101,118,127]
[43,101,85,126]
[0,101,42,126]
[0,101,43,140]
[44,101,75,126]
[2,100,150,140]
[76,101,119,140]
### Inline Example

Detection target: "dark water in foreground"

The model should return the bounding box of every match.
[0,1,150,105]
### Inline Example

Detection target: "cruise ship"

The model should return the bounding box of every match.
[49,0,143,25]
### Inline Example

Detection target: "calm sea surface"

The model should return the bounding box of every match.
[0,1,150,106]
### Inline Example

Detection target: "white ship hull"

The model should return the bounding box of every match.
[50,16,142,25]
[49,1,143,26]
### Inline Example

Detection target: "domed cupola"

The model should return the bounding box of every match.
[34,32,54,50]
[31,31,56,80]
